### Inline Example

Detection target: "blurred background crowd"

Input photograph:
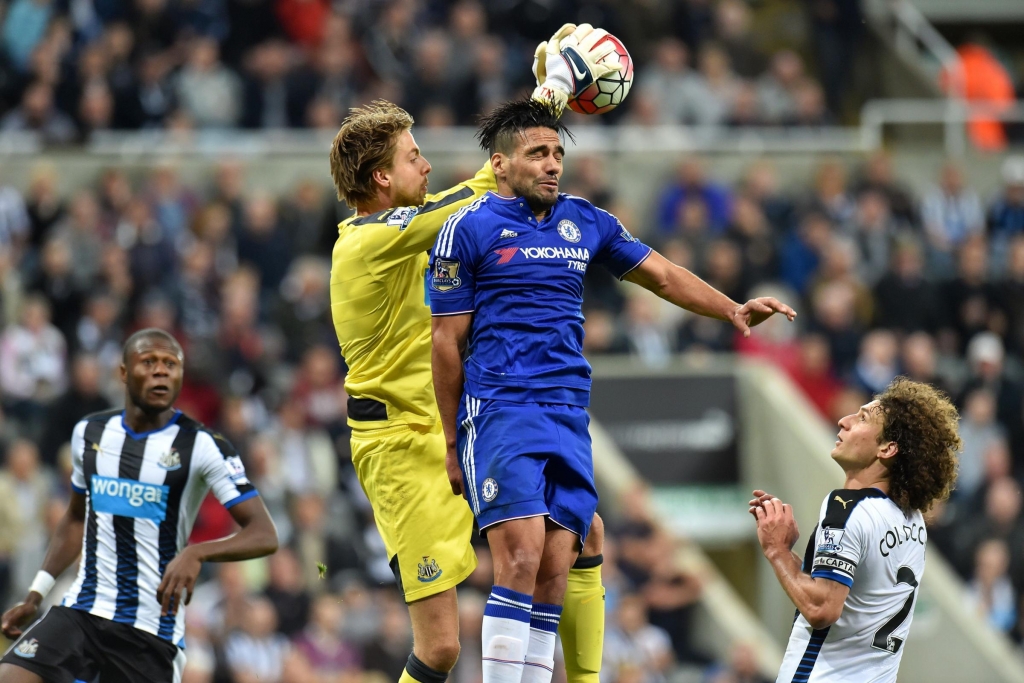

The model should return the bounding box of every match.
[0,0,871,143]
[1,0,1024,681]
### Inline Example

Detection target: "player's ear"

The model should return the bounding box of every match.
[490,152,506,179]
[371,167,391,190]
[877,441,898,461]
[119,362,127,385]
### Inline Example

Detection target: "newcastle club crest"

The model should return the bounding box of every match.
[417,556,443,583]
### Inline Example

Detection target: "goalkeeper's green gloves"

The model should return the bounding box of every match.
[531,23,623,114]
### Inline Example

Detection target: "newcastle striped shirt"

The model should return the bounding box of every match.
[61,409,259,648]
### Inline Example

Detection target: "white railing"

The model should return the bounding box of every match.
[887,0,965,99]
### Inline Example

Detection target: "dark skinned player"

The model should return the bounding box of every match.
[0,328,278,683]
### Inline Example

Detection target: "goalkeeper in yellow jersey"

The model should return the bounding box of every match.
[328,23,617,683]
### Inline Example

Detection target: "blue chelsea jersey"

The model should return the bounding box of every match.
[429,192,652,406]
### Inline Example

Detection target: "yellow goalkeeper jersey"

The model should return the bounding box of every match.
[330,163,496,429]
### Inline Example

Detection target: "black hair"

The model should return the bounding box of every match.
[476,98,574,156]
[122,328,183,363]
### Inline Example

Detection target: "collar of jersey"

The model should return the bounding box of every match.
[486,191,562,223]
[121,409,182,440]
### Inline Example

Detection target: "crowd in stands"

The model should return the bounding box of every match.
[0,0,858,142]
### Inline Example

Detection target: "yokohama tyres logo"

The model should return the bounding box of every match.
[494,247,519,264]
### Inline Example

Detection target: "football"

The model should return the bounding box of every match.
[567,33,634,115]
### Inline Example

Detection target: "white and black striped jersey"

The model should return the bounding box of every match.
[777,489,927,683]
[61,409,259,647]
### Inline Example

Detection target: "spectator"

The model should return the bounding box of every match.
[238,193,292,295]
[38,353,111,466]
[175,36,243,128]
[403,31,455,122]
[780,211,832,295]
[27,237,83,342]
[956,389,1007,501]
[241,40,314,129]
[0,295,67,431]
[807,159,855,229]
[51,190,105,288]
[263,547,312,637]
[739,160,795,233]
[275,0,330,48]
[0,81,77,143]
[808,0,862,116]
[872,238,943,334]
[988,156,1024,264]
[725,193,777,285]
[756,50,804,125]
[786,334,843,419]
[921,162,985,267]
[996,235,1024,355]
[810,279,862,377]
[360,598,412,680]
[852,150,918,228]
[714,0,765,79]
[691,42,741,127]
[942,236,995,351]
[225,596,292,683]
[0,439,54,594]
[638,39,705,126]
[293,593,362,677]
[706,643,772,683]
[115,50,176,129]
[850,189,898,286]
[1,0,53,71]
[900,331,952,396]
[24,163,63,249]
[851,329,899,395]
[966,538,1017,632]
[657,158,732,235]
[959,333,1024,469]
[604,593,675,683]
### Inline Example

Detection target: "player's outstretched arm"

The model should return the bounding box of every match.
[624,250,796,336]
[752,497,849,630]
[157,496,277,617]
[1,491,87,638]
[431,314,472,498]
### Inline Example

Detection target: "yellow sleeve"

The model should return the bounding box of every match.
[356,162,495,271]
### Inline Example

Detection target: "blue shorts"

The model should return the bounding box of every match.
[456,394,598,544]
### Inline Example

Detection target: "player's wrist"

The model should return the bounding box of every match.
[28,570,55,601]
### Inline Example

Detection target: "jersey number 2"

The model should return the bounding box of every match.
[871,566,918,654]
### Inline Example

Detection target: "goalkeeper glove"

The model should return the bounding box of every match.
[531,23,623,114]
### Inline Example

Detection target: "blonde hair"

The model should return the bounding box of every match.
[329,100,414,209]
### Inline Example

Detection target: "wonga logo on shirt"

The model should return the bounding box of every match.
[90,475,169,521]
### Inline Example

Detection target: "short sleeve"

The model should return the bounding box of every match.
[593,208,652,279]
[195,431,259,509]
[69,421,86,494]
[810,493,870,587]
[429,209,479,316]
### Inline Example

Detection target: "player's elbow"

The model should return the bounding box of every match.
[254,518,280,557]
[804,602,843,630]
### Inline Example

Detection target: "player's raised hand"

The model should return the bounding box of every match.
[157,545,202,617]
[729,297,797,338]
[754,497,800,555]
[445,448,466,499]
[748,489,775,515]
[531,23,578,112]
[1,594,41,639]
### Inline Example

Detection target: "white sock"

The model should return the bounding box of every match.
[522,603,562,683]
[482,586,533,683]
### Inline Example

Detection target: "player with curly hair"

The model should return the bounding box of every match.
[750,377,961,682]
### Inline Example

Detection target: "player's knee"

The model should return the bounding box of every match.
[500,546,542,584]
[582,514,604,557]
[419,638,461,673]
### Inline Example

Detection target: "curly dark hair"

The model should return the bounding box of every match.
[329,100,414,209]
[875,377,962,514]
[475,98,574,156]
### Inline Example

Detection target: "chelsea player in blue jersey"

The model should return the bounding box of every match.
[429,99,797,683]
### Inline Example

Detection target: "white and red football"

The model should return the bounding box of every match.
[567,34,634,115]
